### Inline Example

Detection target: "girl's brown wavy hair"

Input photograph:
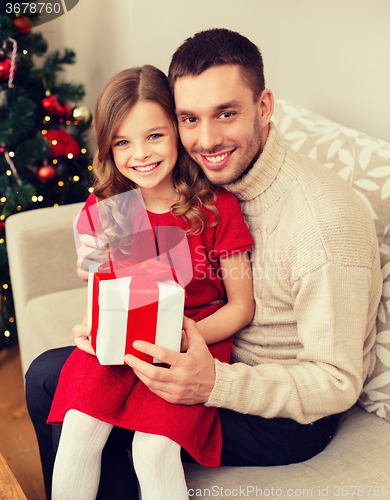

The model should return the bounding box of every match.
[91,65,219,240]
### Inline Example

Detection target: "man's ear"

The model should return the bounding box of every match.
[258,89,274,128]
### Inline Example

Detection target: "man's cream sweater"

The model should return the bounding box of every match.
[206,122,382,424]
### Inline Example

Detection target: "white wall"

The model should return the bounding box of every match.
[40,0,390,142]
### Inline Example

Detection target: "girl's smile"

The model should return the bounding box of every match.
[131,161,162,173]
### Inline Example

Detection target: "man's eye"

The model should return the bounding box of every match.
[220,112,234,119]
[183,117,197,124]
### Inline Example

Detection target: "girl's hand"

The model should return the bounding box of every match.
[72,323,95,356]
[77,233,109,283]
[180,329,188,352]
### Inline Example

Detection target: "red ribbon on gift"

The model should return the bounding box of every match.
[91,259,184,364]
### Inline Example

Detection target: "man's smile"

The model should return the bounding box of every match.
[200,150,235,169]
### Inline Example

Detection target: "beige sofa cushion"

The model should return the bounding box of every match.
[24,286,87,370]
[359,249,390,421]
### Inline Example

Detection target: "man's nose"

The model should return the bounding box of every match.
[197,121,223,152]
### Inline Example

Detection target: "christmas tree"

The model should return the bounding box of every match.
[0,0,93,350]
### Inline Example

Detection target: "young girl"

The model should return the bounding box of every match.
[47,65,254,500]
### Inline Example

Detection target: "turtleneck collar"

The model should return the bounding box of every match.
[222,121,286,201]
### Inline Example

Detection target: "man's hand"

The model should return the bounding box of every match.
[73,323,95,356]
[124,316,216,405]
[76,234,109,282]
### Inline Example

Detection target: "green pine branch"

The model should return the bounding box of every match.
[1,182,36,217]
[56,82,86,102]
[19,32,48,56]
[0,15,14,40]
[0,92,37,143]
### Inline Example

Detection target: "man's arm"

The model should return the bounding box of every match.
[207,263,380,423]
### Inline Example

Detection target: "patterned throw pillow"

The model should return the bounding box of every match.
[358,249,390,421]
[273,100,390,250]
[273,100,390,422]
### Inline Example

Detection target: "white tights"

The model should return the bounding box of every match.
[132,431,188,500]
[52,409,188,500]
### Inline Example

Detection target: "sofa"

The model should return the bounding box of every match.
[6,100,390,498]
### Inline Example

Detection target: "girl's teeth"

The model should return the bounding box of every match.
[134,163,159,172]
[206,152,230,163]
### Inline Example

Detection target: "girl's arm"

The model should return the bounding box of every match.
[188,251,254,347]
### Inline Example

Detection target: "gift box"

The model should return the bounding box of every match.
[87,260,185,365]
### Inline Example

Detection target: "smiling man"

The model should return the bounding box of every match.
[125,26,381,451]
[26,29,382,499]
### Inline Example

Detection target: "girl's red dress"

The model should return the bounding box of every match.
[47,188,253,468]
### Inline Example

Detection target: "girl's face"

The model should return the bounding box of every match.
[111,100,178,198]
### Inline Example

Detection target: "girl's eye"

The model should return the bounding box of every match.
[115,140,129,147]
[149,133,162,140]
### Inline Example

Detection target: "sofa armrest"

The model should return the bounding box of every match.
[6,203,85,304]
[6,202,86,374]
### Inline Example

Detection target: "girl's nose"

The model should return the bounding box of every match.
[132,143,150,161]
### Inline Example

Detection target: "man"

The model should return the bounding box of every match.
[26,28,382,499]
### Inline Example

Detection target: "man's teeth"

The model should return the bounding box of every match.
[205,152,230,163]
[134,162,159,172]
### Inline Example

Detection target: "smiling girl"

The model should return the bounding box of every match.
[47,65,254,500]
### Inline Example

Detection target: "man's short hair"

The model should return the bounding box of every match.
[168,28,265,102]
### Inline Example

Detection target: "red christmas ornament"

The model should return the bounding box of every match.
[42,95,60,114]
[42,97,72,120]
[0,56,11,80]
[0,221,5,238]
[45,129,80,159]
[37,165,56,183]
[13,16,32,34]
[56,101,72,120]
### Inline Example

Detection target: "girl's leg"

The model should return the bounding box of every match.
[52,409,113,500]
[132,431,188,500]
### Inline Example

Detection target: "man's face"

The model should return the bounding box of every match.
[174,64,266,185]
